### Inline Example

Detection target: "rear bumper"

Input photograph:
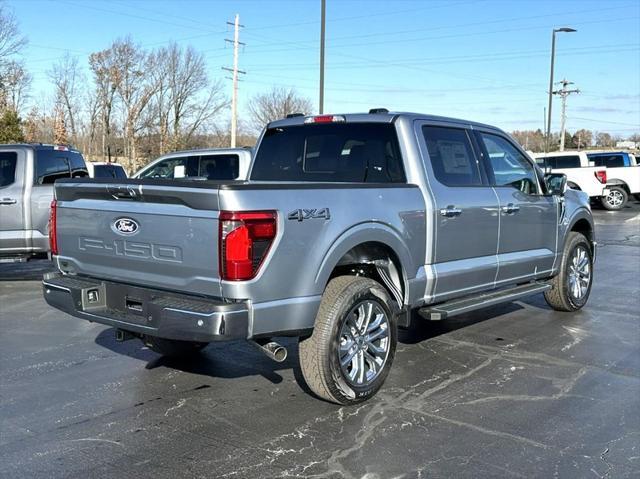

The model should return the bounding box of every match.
[42,272,249,342]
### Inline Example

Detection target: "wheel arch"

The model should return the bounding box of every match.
[607,179,630,193]
[567,212,595,253]
[315,223,415,311]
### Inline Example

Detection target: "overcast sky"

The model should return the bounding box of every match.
[9,0,640,136]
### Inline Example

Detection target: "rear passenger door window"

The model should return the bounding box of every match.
[421,126,482,186]
[0,152,17,187]
[552,156,581,169]
[478,133,540,195]
[199,154,240,180]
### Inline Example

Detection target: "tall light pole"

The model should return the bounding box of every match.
[545,27,576,153]
[319,0,326,114]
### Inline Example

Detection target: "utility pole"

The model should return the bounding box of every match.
[223,14,245,147]
[319,0,326,114]
[553,78,580,151]
[545,27,576,153]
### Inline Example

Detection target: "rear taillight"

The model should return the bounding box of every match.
[595,170,607,184]
[219,211,277,281]
[49,199,58,255]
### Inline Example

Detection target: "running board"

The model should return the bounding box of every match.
[418,282,551,320]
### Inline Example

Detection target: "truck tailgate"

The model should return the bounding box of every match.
[54,180,222,298]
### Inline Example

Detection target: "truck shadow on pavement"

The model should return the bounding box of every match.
[92,301,527,394]
[94,328,295,385]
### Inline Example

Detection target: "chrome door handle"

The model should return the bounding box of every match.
[440,206,462,217]
[501,203,520,214]
[0,198,17,205]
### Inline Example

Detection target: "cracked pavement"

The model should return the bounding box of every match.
[1,201,639,478]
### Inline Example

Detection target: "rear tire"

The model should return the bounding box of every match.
[601,186,627,211]
[544,232,593,312]
[143,336,208,357]
[299,276,397,405]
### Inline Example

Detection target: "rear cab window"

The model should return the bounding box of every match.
[251,123,405,183]
[0,151,18,187]
[588,154,626,168]
[93,164,128,179]
[35,148,88,185]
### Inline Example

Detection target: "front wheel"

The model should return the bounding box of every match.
[544,232,593,312]
[601,186,627,211]
[143,336,208,357]
[299,276,397,405]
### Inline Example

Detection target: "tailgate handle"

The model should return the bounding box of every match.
[108,185,141,200]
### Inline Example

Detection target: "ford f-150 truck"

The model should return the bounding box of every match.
[0,144,88,261]
[42,111,596,405]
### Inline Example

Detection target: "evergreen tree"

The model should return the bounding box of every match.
[0,109,25,143]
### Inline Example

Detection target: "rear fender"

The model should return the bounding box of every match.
[314,222,415,304]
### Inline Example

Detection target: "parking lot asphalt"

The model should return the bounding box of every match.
[1,201,639,479]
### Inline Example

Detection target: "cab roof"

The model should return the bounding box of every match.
[267,111,501,132]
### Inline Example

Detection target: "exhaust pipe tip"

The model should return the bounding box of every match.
[250,339,288,363]
[269,343,288,362]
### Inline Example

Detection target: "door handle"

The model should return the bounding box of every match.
[0,198,17,205]
[440,206,462,218]
[501,203,520,214]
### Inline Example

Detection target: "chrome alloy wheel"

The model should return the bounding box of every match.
[338,300,390,387]
[606,189,624,207]
[568,245,591,300]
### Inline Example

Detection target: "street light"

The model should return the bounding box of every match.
[545,27,576,153]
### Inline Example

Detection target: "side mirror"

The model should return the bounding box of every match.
[545,173,567,196]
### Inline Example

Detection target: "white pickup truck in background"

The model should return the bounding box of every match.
[586,151,640,208]
[533,151,610,207]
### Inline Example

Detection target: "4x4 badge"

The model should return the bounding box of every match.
[287,208,331,222]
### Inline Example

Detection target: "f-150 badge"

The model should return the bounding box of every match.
[287,208,331,222]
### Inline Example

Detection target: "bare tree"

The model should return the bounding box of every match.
[110,37,157,167]
[248,86,313,132]
[89,47,120,160]
[53,104,68,145]
[1,59,31,113]
[158,43,228,150]
[47,54,83,143]
[0,4,26,66]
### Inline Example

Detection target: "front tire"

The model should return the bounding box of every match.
[544,232,593,312]
[601,186,627,210]
[143,336,208,357]
[299,276,397,405]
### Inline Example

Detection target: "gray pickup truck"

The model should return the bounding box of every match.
[42,111,595,405]
[0,144,88,261]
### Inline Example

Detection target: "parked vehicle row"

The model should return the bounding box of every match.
[534,150,640,210]
[0,144,251,261]
[42,111,596,405]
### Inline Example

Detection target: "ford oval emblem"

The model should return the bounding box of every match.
[113,218,139,235]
